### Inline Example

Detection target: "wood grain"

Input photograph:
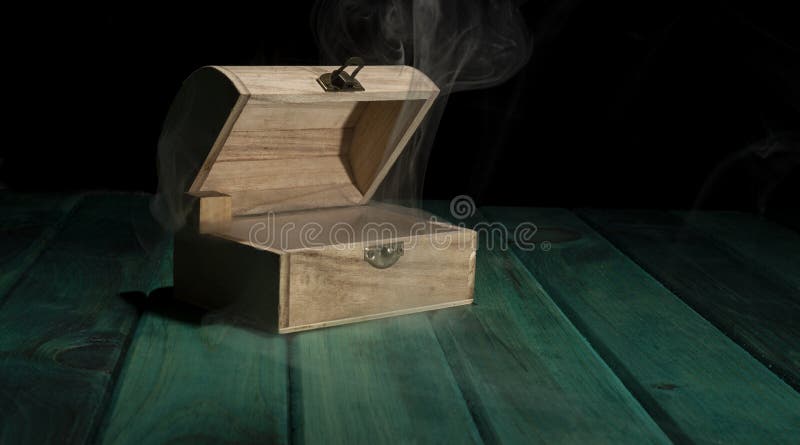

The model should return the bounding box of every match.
[158,66,248,196]
[96,195,288,445]
[580,209,800,389]
[184,191,231,234]
[677,210,800,294]
[199,96,429,214]
[224,183,363,216]
[97,300,289,444]
[289,315,482,444]
[0,193,82,301]
[225,203,460,251]
[203,155,356,193]
[348,100,424,194]
[284,230,475,331]
[218,128,352,161]
[161,65,438,215]
[484,206,800,444]
[229,101,363,131]
[223,65,438,102]
[423,203,670,444]
[0,194,171,444]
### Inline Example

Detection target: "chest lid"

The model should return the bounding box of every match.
[162,64,439,216]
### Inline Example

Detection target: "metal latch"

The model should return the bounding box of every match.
[364,241,403,269]
[317,57,365,92]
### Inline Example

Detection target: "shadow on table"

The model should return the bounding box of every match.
[119,288,280,334]
[120,288,206,325]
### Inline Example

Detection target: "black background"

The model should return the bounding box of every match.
[4,2,798,213]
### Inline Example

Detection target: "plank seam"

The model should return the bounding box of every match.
[425,311,489,445]
[500,210,695,444]
[88,304,146,445]
[581,211,800,391]
[287,333,297,445]
[0,193,85,308]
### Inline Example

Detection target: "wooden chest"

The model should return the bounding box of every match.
[166,63,476,333]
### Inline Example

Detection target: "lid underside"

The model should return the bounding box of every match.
[163,65,439,216]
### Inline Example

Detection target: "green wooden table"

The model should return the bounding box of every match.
[1,192,798,444]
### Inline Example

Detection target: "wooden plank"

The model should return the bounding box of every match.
[96,300,289,444]
[580,210,800,389]
[422,203,670,444]
[290,315,482,444]
[768,209,800,234]
[0,193,82,300]
[0,194,171,444]
[676,210,800,293]
[484,207,800,444]
[99,215,289,442]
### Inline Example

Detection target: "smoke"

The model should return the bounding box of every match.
[150,74,209,232]
[312,0,533,203]
[692,131,800,214]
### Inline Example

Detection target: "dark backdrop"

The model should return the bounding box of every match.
[4,2,798,213]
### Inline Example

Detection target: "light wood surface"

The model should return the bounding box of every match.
[283,231,476,331]
[200,96,429,215]
[218,128,351,161]
[224,203,460,251]
[162,65,439,216]
[164,67,249,200]
[223,65,438,102]
[175,198,477,333]
[184,191,231,234]
[167,64,470,333]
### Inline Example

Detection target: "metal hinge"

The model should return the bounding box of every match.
[364,241,404,269]
[317,57,365,92]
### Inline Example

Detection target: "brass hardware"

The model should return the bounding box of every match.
[317,57,365,92]
[364,241,404,269]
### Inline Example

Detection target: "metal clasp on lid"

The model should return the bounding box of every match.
[364,241,404,269]
[317,57,365,92]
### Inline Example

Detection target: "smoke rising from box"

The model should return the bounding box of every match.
[312,0,533,204]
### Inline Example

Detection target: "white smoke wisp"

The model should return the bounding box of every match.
[692,131,800,214]
[312,0,533,204]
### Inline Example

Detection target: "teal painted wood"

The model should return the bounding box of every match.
[769,210,800,234]
[421,202,670,444]
[676,210,800,294]
[0,193,82,300]
[97,228,289,443]
[483,206,800,444]
[0,194,171,444]
[290,315,482,445]
[97,306,289,444]
[580,209,800,389]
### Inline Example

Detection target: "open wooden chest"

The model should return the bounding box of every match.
[167,64,477,333]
